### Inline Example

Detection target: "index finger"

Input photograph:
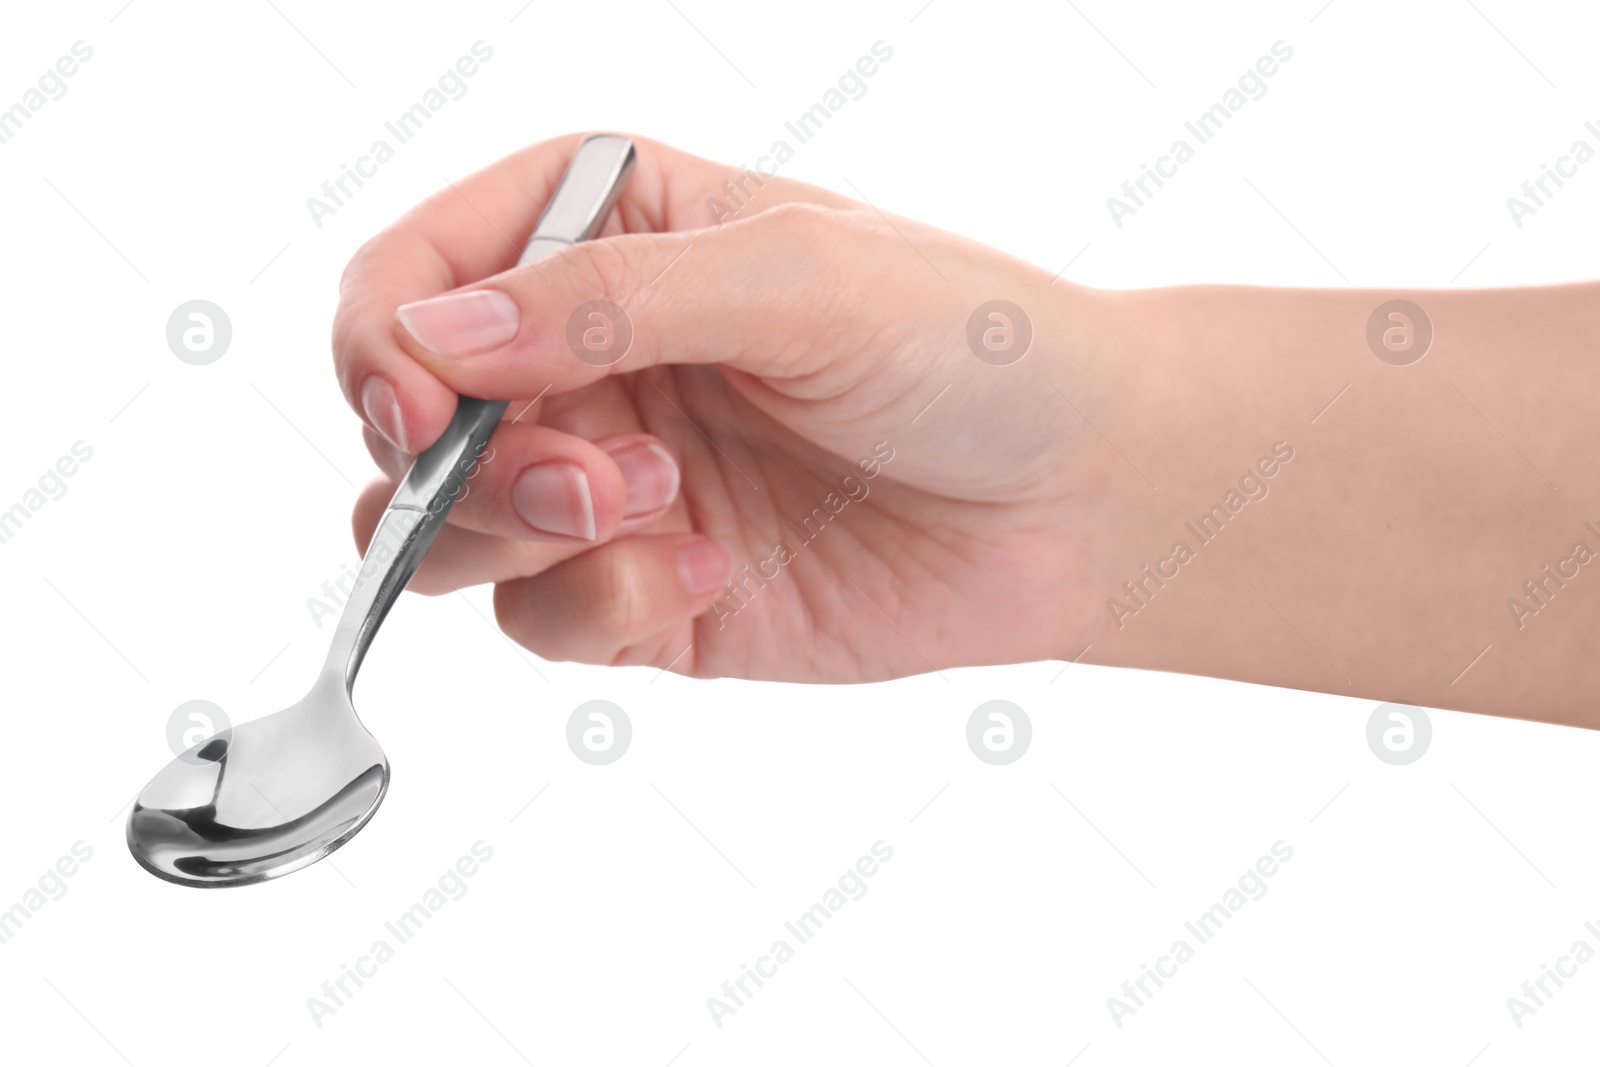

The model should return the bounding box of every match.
[332,132,738,453]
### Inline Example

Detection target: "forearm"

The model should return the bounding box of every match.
[1071,281,1600,729]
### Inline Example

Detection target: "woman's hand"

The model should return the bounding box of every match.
[334,132,1600,727]
[332,133,1115,680]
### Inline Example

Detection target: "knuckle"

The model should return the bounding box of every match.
[492,581,541,652]
[754,200,839,244]
[330,305,361,370]
[558,238,646,312]
[491,549,655,662]
[589,549,654,636]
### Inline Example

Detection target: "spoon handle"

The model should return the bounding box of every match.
[324,135,638,690]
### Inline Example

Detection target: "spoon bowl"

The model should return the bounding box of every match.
[128,679,388,887]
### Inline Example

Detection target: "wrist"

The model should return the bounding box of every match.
[1063,280,1600,728]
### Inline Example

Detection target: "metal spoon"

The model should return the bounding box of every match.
[127,135,637,887]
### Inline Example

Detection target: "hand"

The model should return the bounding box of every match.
[332,133,1113,680]
[333,132,1600,726]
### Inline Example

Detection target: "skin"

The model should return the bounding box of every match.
[333,132,1600,730]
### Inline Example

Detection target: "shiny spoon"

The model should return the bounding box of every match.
[127,135,638,887]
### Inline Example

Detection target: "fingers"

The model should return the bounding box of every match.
[354,481,732,664]
[389,201,880,403]
[331,132,677,457]
[529,376,641,441]
[360,422,682,543]
[334,132,856,454]
[492,533,731,666]
[350,478,557,594]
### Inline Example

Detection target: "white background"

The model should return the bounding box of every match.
[1,1,1597,1064]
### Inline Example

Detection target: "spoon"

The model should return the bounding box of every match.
[127,135,638,887]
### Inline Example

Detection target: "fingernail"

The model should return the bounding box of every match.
[395,289,519,357]
[676,540,731,596]
[359,375,409,453]
[512,461,596,540]
[604,440,680,518]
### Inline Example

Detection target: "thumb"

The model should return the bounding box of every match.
[390,202,872,400]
